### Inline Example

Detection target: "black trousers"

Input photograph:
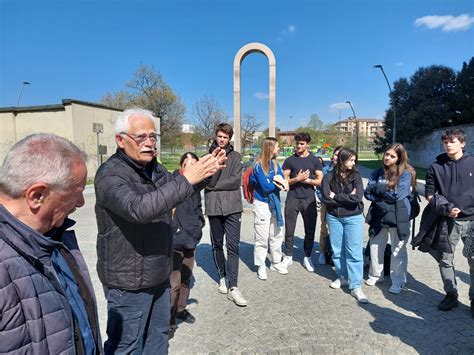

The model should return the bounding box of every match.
[208,213,242,288]
[284,196,317,257]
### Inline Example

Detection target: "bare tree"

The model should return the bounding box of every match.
[100,64,186,148]
[241,114,263,154]
[192,96,229,142]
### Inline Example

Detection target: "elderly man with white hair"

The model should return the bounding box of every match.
[95,108,225,354]
[0,134,101,354]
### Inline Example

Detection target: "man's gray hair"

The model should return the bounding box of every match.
[115,108,159,134]
[0,133,88,198]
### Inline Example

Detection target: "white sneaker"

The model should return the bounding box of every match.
[218,277,227,294]
[303,256,315,272]
[257,265,268,280]
[365,276,384,286]
[318,253,326,265]
[227,287,248,306]
[281,255,293,268]
[330,277,349,289]
[270,262,288,275]
[351,287,369,303]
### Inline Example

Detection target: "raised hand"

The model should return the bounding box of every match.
[183,153,223,185]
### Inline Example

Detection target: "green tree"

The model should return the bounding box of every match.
[308,113,324,131]
[375,64,457,152]
[101,64,186,148]
[454,57,474,125]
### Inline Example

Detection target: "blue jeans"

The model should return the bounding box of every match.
[104,281,170,355]
[326,213,364,289]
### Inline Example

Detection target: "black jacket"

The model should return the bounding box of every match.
[425,152,474,220]
[95,149,195,290]
[411,194,454,254]
[205,142,243,216]
[321,170,364,217]
[172,170,205,250]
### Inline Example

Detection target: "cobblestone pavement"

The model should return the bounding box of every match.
[74,175,473,354]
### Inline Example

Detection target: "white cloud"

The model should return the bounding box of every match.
[254,92,269,100]
[329,102,350,111]
[288,25,296,33]
[415,14,474,32]
[395,62,404,67]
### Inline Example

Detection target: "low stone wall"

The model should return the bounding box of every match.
[406,123,474,168]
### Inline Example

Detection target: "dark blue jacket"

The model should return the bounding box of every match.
[364,168,412,241]
[0,205,101,354]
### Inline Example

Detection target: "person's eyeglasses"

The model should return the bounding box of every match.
[120,132,159,144]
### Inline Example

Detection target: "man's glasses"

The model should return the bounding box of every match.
[120,132,159,144]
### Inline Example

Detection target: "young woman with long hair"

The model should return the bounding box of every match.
[364,143,412,294]
[251,137,289,280]
[321,148,368,303]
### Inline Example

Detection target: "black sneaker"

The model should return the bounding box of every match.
[438,293,459,311]
[168,326,176,340]
[176,309,196,324]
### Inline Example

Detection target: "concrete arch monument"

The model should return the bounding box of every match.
[233,42,276,152]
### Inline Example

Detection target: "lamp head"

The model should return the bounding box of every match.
[23,81,31,85]
[373,64,383,69]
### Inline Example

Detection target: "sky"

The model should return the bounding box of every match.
[1,0,473,130]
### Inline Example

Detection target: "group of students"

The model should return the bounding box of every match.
[248,129,473,310]
[169,127,473,338]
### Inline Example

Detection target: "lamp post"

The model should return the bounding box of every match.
[373,64,396,143]
[16,81,31,107]
[345,101,359,156]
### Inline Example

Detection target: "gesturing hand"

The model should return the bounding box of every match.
[448,207,461,218]
[183,153,225,185]
[296,169,310,182]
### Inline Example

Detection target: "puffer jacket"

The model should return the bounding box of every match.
[204,142,243,216]
[0,205,101,354]
[411,194,454,253]
[95,149,195,290]
[172,170,205,250]
[364,168,412,241]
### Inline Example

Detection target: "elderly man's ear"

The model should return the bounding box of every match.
[25,184,49,209]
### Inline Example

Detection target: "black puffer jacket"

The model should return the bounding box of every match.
[95,149,195,290]
[0,206,101,354]
[172,170,205,250]
[411,194,454,253]
[321,170,364,217]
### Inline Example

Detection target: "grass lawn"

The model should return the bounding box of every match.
[357,160,428,180]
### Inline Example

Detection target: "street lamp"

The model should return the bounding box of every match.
[345,101,359,156]
[16,81,31,107]
[373,64,396,143]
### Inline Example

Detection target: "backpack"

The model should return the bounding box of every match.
[242,166,256,203]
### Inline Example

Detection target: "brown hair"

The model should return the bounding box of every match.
[383,143,408,189]
[215,123,233,137]
[257,137,278,175]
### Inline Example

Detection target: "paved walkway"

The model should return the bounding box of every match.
[75,177,473,354]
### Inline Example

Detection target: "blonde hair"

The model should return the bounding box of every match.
[257,137,278,175]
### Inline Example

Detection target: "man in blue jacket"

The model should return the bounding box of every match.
[425,128,474,317]
[0,133,101,354]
